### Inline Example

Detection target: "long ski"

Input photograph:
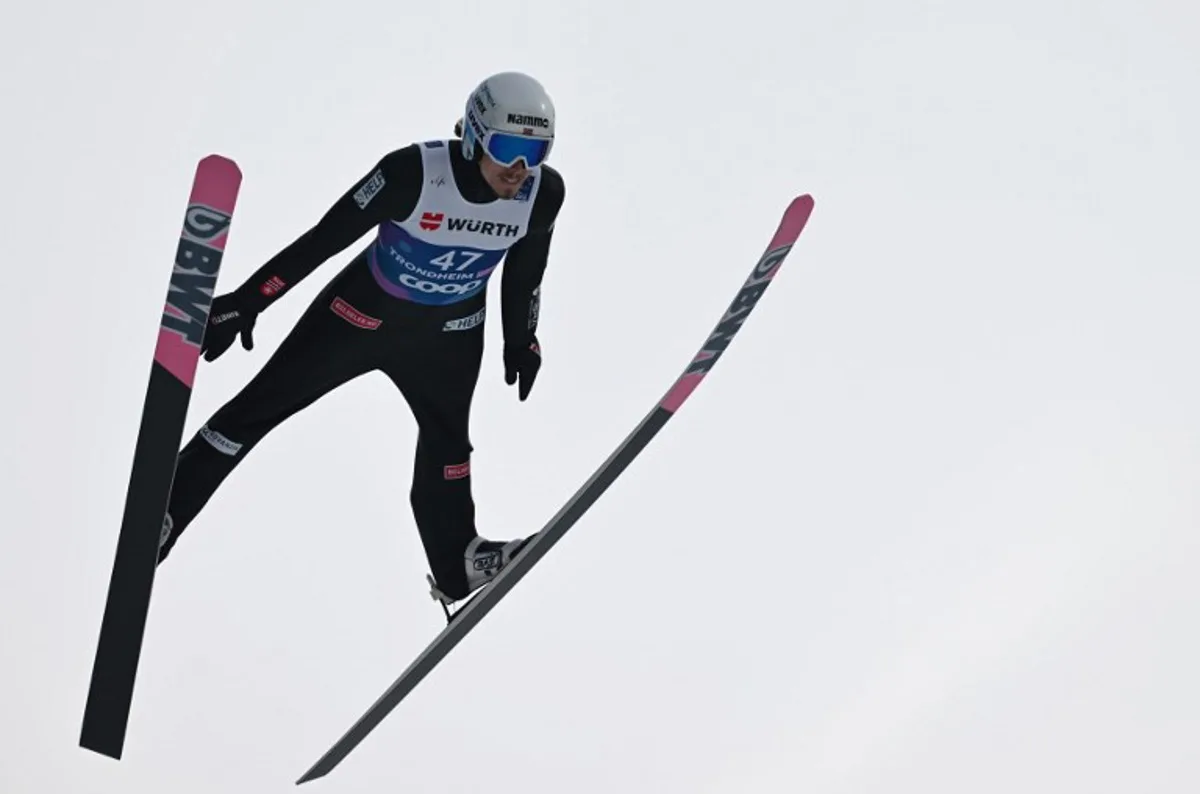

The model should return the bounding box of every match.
[80,155,242,760]
[296,193,816,785]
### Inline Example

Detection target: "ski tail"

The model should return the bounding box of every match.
[294,193,815,785]
[79,155,242,760]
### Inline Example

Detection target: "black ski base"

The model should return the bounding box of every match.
[79,362,189,759]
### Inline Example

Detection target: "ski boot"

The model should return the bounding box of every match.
[427,534,536,620]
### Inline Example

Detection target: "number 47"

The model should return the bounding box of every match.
[429,250,484,272]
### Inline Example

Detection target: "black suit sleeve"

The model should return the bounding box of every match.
[231,145,424,313]
[500,165,566,349]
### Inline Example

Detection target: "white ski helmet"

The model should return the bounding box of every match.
[457,71,555,168]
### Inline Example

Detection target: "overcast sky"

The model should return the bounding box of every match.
[3,1,1198,792]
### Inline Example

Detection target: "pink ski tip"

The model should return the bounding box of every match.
[188,154,243,214]
[768,194,815,250]
[198,153,243,181]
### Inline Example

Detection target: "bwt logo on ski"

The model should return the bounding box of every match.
[184,205,232,241]
[684,244,792,377]
[162,204,233,348]
[507,113,549,128]
[418,211,518,237]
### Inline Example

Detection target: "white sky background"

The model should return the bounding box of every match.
[2,0,1198,792]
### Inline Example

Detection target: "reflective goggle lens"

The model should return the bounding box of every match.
[485,132,551,167]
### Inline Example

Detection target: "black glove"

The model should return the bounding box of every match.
[202,292,258,362]
[504,336,541,401]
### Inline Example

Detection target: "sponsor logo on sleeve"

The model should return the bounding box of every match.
[353,169,386,209]
[528,286,540,329]
[260,275,286,297]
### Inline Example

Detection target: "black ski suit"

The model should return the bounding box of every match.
[157,141,565,601]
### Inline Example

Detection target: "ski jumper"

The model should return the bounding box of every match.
[158,140,566,599]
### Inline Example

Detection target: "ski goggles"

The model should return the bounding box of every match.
[480,129,552,168]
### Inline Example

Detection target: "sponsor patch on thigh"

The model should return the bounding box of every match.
[331,297,382,329]
[442,306,485,332]
[200,424,243,456]
[444,461,471,479]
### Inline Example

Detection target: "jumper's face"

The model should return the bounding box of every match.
[479,155,529,199]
